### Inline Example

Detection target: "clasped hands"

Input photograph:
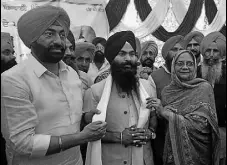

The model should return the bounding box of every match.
[121,125,153,147]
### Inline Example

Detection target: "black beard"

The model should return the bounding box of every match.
[31,42,65,63]
[94,51,105,63]
[1,59,17,73]
[141,58,154,68]
[111,61,139,94]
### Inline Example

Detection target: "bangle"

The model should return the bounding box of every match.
[59,136,63,152]
[120,132,123,145]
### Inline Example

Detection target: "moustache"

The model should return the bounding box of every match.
[48,44,65,52]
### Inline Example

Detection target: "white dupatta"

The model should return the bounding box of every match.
[85,75,154,165]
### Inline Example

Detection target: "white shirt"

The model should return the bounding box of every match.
[87,58,110,83]
[1,55,83,165]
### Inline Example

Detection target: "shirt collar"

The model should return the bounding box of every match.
[27,55,69,78]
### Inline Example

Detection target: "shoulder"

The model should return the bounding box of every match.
[139,78,157,97]
[86,79,106,101]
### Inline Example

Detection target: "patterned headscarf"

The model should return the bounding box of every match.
[17,5,70,48]
[200,31,226,58]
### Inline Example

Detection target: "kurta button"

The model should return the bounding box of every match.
[124,111,127,114]
[123,160,127,164]
[122,95,125,98]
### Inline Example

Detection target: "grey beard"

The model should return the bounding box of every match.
[201,62,222,85]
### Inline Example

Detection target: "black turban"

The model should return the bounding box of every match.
[105,31,136,64]
[67,30,76,50]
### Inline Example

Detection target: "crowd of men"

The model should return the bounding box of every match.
[1,5,226,165]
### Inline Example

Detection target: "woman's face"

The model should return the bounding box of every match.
[174,52,195,82]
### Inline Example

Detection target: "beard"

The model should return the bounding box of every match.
[31,42,65,63]
[201,61,223,85]
[111,60,139,95]
[1,58,17,73]
[141,58,155,68]
[94,51,105,63]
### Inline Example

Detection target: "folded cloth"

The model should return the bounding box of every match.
[85,75,153,165]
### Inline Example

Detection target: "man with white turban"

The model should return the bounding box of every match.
[1,5,106,165]
[138,40,158,80]
[200,32,226,165]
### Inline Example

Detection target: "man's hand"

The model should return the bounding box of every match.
[81,121,107,142]
[84,109,101,124]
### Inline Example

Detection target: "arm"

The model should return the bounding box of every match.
[1,75,106,158]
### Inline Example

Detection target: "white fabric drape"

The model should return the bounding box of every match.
[85,75,152,165]
[111,0,170,39]
[171,0,226,35]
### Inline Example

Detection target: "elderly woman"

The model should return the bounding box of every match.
[147,50,221,165]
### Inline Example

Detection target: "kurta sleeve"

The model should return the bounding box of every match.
[83,87,98,113]
[1,75,51,158]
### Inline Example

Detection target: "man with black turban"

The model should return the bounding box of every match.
[150,35,184,165]
[83,31,157,165]
[200,32,226,165]
[1,5,106,165]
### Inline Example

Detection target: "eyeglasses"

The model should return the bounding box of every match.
[175,61,194,68]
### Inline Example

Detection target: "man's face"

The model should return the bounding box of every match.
[201,42,224,85]
[187,38,201,61]
[165,43,184,72]
[140,48,156,68]
[203,42,222,66]
[1,46,15,63]
[31,24,66,63]
[62,39,76,66]
[76,51,91,73]
[95,43,105,54]
[113,42,138,74]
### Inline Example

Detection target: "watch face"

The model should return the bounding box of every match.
[151,132,156,139]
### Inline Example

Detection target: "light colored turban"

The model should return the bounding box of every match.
[141,40,158,58]
[17,5,70,48]
[74,42,96,59]
[200,31,226,58]
[161,35,184,60]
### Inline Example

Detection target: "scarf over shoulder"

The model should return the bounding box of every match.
[161,50,221,165]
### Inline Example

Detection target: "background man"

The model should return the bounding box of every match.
[74,42,95,73]
[184,31,204,77]
[1,32,17,73]
[200,31,226,165]
[1,31,17,165]
[87,37,110,83]
[1,6,106,165]
[150,35,184,165]
[83,31,157,165]
[138,40,158,79]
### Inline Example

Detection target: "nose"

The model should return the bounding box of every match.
[65,48,71,56]
[124,54,131,62]
[53,34,62,45]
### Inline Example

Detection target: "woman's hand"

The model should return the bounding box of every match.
[146,98,164,116]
